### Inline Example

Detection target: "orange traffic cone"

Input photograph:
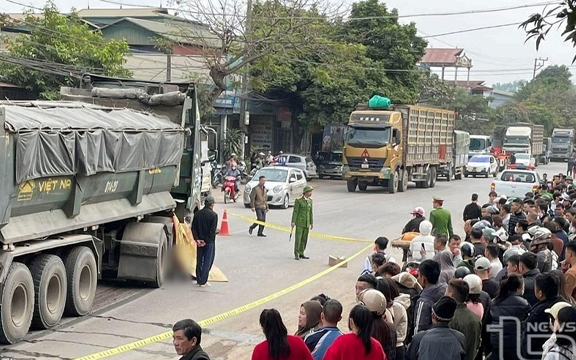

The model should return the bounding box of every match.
[219,210,231,236]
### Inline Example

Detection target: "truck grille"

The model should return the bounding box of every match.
[347,157,385,171]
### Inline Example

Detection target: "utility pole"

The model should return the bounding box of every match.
[533,57,548,79]
[238,0,253,158]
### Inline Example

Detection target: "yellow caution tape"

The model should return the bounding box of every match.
[227,212,371,243]
[74,239,373,359]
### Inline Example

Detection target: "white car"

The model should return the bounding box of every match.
[514,153,536,167]
[465,155,498,178]
[490,165,541,198]
[243,167,307,209]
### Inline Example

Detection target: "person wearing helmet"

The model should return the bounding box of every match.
[457,242,476,273]
[454,266,471,279]
[530,227,557,273]
[357,289,397,360]
[403,207,426,234]
[463,274,489,320]
[225,163,242,195]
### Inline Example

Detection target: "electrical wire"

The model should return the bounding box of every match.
[94,0,560,21]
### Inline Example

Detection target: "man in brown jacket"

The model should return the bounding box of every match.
[249,176,269,237]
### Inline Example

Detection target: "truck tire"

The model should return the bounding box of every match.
[64,246,97,317]
[358,183,368,191]
[398,170,408,192]
[0,263,34,344]
[388,170,399,194]
[30,255,67,330]
[150,236,168,288]
[422,169,430,189]
[455,167,462,180]
[430,167,437,188]
[347,179,357,192]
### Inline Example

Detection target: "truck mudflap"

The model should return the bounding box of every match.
[117,222,167,288]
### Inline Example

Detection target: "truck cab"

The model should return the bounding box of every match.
[551,128,575,161]
[469,135,492,158]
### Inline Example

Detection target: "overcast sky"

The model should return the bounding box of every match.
[2,0,575,86]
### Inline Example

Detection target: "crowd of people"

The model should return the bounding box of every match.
[178,173,576,360]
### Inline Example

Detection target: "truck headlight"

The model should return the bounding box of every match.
[273,185,282,193]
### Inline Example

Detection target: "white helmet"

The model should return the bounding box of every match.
[463,274,483,295]
[357,289,387,316]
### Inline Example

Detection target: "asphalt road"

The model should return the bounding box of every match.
[1,161,568,360]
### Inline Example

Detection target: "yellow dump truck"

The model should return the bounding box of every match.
[343,97,456,193]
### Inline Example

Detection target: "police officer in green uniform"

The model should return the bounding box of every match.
[291,185,314,260]
[429,196,453,237]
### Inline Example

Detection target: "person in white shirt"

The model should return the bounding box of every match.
[361,237,396,275]
[485,243,503,279]
[409,221,435,262]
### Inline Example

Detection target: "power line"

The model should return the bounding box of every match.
[96,0,560,21]
[422,22,523,38]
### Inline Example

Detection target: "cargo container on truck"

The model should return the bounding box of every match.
[438,130,470,181]
[343,96,455,193]
[551,128,576,161]
[0,74,211,344]
[503,123,544,166]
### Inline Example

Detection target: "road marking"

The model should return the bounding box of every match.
[227,212,370,243]
[74,228,372,359]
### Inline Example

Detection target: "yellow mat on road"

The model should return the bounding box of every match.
[173,216,228,282]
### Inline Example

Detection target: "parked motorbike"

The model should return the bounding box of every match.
[211,162,224,189]
[222,175,239,203]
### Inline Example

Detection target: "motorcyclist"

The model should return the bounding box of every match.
[227,153,238,169]
[256,152,266,168]
[225,164,241,194]
[266,151,274,165]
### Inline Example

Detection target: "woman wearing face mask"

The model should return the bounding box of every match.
[323,304,387,360]
[541,304,576,360]
[295,301,322,339]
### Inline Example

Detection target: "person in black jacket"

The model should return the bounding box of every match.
[487,274,530,360]
[191,195,219,287]
[173,319,211,360]
[403,207,426,234]
[518,252,541,306]
[522,273,564,360]
[463,194,482,221]
[509,199,527,236]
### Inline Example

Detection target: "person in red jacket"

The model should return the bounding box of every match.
[252,309,313,360]
[323,304,387,360]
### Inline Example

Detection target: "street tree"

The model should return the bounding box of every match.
[171,0,341,102]
[520,1,576,60]
[0,3,130,99]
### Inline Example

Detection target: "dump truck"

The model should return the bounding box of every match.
[438,130,470,181]
[0,74,210,344]
[551,128,576,161]
[502,123,544,165]
[343,96,455,192]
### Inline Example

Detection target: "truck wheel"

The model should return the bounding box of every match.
[318,175,324,179]
[388,170,399,194]
[431,167,438,187]
[150,236,168,288]
[422,169,430,189]
[64,247,97,317]
[358,183,368,191]
[347,179,357,192]
[455,167,462,180]
[398,170,408,192]
[0,263,34,344]
[30,255,67,330]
